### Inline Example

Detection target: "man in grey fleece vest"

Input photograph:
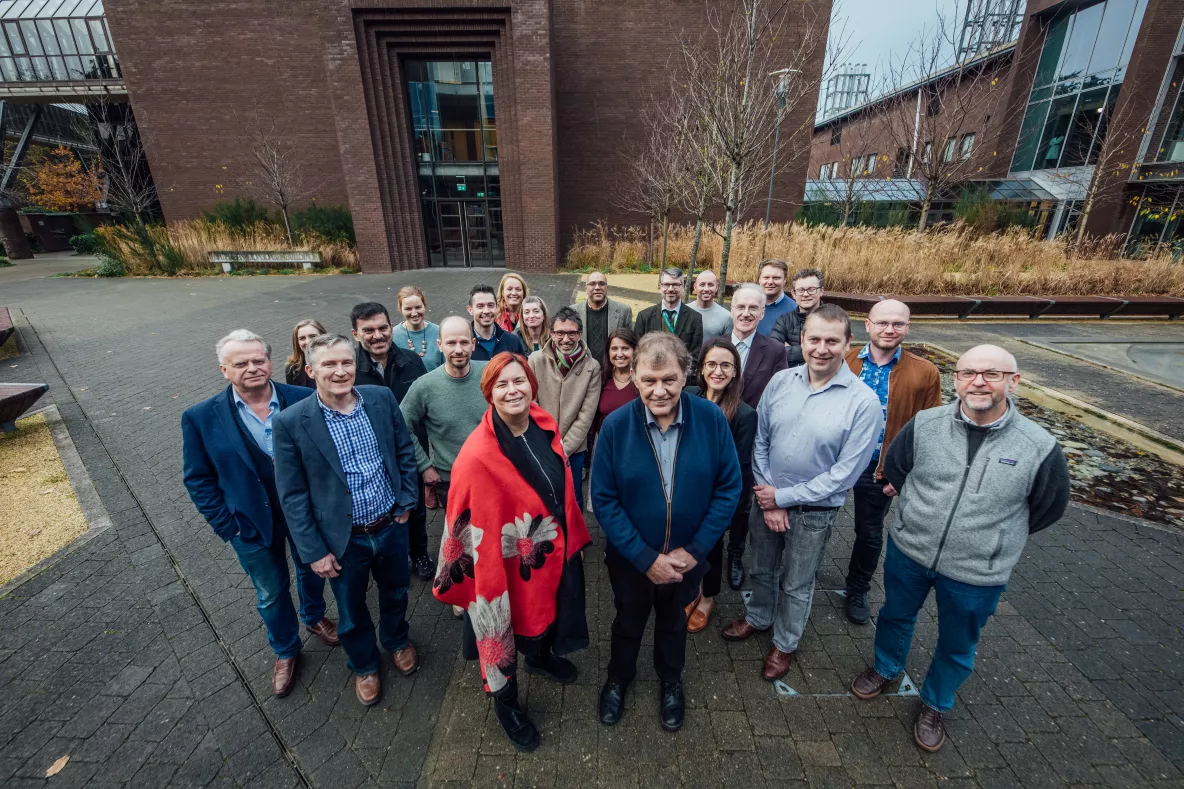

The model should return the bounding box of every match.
[849,345,1069,754]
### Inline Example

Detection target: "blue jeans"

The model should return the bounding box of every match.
[568,451,585,511]
[329,524,411,676]
[873,539,1004,712]
[229,529,327,660]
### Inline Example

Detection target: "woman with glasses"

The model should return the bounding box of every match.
[516,296,551,352]
[683,337,756,632]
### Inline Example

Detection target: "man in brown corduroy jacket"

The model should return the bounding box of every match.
[842,299,941,625]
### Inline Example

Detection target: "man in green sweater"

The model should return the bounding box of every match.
[400,315,489,509]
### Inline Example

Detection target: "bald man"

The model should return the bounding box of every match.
[571,271,633,366]
[849,344,1069,754]
[687,270,733,348]
[840,300,941,625]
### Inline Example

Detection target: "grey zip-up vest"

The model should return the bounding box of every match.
[889,401,1058,586]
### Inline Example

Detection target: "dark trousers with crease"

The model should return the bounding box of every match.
[605,547,698,684]
[846,459,893,594]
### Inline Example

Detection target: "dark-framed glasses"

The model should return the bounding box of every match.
[954,369,1016,383]
[870,320,909,331]
[703,361,735,373]
[794,286,821,296]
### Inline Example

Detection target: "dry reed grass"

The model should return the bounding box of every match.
[565,222,1184,297]
[96,220,358,275]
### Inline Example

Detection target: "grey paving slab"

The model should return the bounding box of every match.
[0,270,1181,788]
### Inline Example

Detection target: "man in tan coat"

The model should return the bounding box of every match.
[529,306,602,510]
[841,299,941,624]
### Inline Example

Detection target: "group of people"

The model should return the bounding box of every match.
[182,260,1070,756]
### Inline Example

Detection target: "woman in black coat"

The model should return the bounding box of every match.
[684,337,756,632]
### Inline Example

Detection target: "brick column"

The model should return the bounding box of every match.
[0,205,33,259]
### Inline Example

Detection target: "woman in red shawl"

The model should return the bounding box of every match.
[433,352,591,752]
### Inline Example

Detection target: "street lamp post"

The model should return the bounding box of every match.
[763,68,798,257]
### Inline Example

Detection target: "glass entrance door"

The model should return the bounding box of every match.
[436,201,494,267]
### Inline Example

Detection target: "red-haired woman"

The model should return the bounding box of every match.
[433,352,591,752]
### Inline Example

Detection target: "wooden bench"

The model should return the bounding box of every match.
[824,292,1184,319]
[0,306,13,348]
[207,250,323,273]
[0,383,48,432]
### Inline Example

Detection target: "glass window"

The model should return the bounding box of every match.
[1060,87,1109,167]
[1088,0,1137,76]
[830,127,841,145]
[1156,59,1184,162]
[1033,14,1069,88]
[960,133,976,160]
[1115,0,1148,82]
[1034,95,1078,169]
[922,141,933,164]
[1057,2,1103,83]
[942,137,956,162]
[865,153,877,174]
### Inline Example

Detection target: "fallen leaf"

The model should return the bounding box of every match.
[78,387,88,391]
[42,489,54,494]
[12,467,27,473]
[45,755,68,777]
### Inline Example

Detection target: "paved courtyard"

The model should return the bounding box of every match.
[1,262,1182,788]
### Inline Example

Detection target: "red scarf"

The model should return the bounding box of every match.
[433,402,591,692]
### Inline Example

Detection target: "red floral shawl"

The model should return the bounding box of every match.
[432,402,591,691]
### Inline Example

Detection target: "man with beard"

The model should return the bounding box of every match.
[839,299,941,625]
[351,301,434,580]
[529,306,602,510]
[770,268,825,367]
[633,268,704,361]
[469,284,527,361]
[849,344,1068,753]
[571,270,633,365]
[722,305,882,683]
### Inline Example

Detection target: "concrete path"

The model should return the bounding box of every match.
[0,269,1181,788]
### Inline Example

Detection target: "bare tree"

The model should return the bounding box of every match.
[234,116,313,246]
[614,106,684,269]
[811,121,885,226]
[73,96,159,227]
[875,6,1003,230]
[677,0,829,283]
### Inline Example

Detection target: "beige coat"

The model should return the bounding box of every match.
[528,343,602,456]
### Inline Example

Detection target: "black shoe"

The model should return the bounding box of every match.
[525,652,578,684]
[659,679,685,732]
[599,677,627,726]
[845,588,870,625]
[492,687,540,752]
[728,552,745,590]
[411,554,436,581]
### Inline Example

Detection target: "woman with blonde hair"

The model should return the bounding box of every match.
[495,272,528,332]
[392,285,444,371]
[284,319,326,388]
[516,295,551,353]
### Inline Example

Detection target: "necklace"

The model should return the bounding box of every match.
[404,324,427,357]
[612,369,631,385]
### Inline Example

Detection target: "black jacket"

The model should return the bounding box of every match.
[354,344,427,403]
[769,308,807,367]
[634,303,704,363]
[686,387,756,528]
[470,322,528,361]
[284,361,314,389]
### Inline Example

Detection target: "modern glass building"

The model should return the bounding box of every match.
[0,0,118,84]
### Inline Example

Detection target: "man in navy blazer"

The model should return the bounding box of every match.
[591,333,741,733]
[182,329,338,699]
[273,333,421,707]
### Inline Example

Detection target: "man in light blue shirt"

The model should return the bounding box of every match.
[232,384,280,456]
[722,305,882,682]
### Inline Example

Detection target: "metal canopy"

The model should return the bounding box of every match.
[804,177,1057,203]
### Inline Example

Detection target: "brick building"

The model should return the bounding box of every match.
[808,0,1184,248]
[0,0,829,273]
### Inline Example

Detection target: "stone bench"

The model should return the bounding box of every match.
[0,383,48,432]
[207,250,322,273]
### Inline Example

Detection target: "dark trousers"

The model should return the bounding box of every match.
[846,459,893,594]
[605,548,696,683]
[703,536,726,599]
[329,523,411,676]
[568,451,586,511]
[408,473,429,560]
[727,504,749,558]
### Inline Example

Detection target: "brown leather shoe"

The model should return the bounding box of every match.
[393,643,420,676]
[851,667,893,700]
[271,657,297,697]
[684,591,702,619]
[355,673,381,706]
[721,617,767,642]
[687,599,714,633]
[762,647,793,681]
[306,618,340,647]
[914,706,946,752]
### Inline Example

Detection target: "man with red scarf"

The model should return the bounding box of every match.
[529,306,602,510]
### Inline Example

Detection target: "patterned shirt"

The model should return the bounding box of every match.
[232,384,280,458]
[318,389,396,525]
[857,344,901,461]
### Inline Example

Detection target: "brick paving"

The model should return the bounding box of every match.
[0,268,1181,788]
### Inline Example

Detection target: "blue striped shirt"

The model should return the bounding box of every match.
[318,390,396,525]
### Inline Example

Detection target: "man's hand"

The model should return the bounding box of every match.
[311,554,342,579]
[667,547,698,573]
[646,553,687,585]
[763,507,790,533]
[423,466,441,485]
[754,484,779,511]
[393,511,410,524]
[882,482,898,497]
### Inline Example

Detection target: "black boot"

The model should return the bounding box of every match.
[525,650,578,684]
[728,551,745,590]
[492,681,540,753]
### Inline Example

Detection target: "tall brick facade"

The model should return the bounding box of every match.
[103,0,829,273]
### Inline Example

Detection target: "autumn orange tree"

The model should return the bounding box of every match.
[19,145,103,212]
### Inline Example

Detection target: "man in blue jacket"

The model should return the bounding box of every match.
[468,284,527,360]
[273,333,421,707]
[591,333,741,732]
[182,329,338,699]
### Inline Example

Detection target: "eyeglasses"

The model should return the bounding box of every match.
[870,321,909,331]
[703,361,735,373]
[954,369,1016,382]
[552,330,581,338]
[794,286,821,296]
[660,282,683,289]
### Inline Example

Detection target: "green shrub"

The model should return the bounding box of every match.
[202,199,275,234]
[69,232,103,255]
[94,254,126,277]
[291,204,355,244]
[954,188,1037,234]
[0,256,12,268]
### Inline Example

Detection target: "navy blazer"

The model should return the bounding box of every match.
[181,383,313,546]
[741,332,789,409]
[272,385,419,564]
